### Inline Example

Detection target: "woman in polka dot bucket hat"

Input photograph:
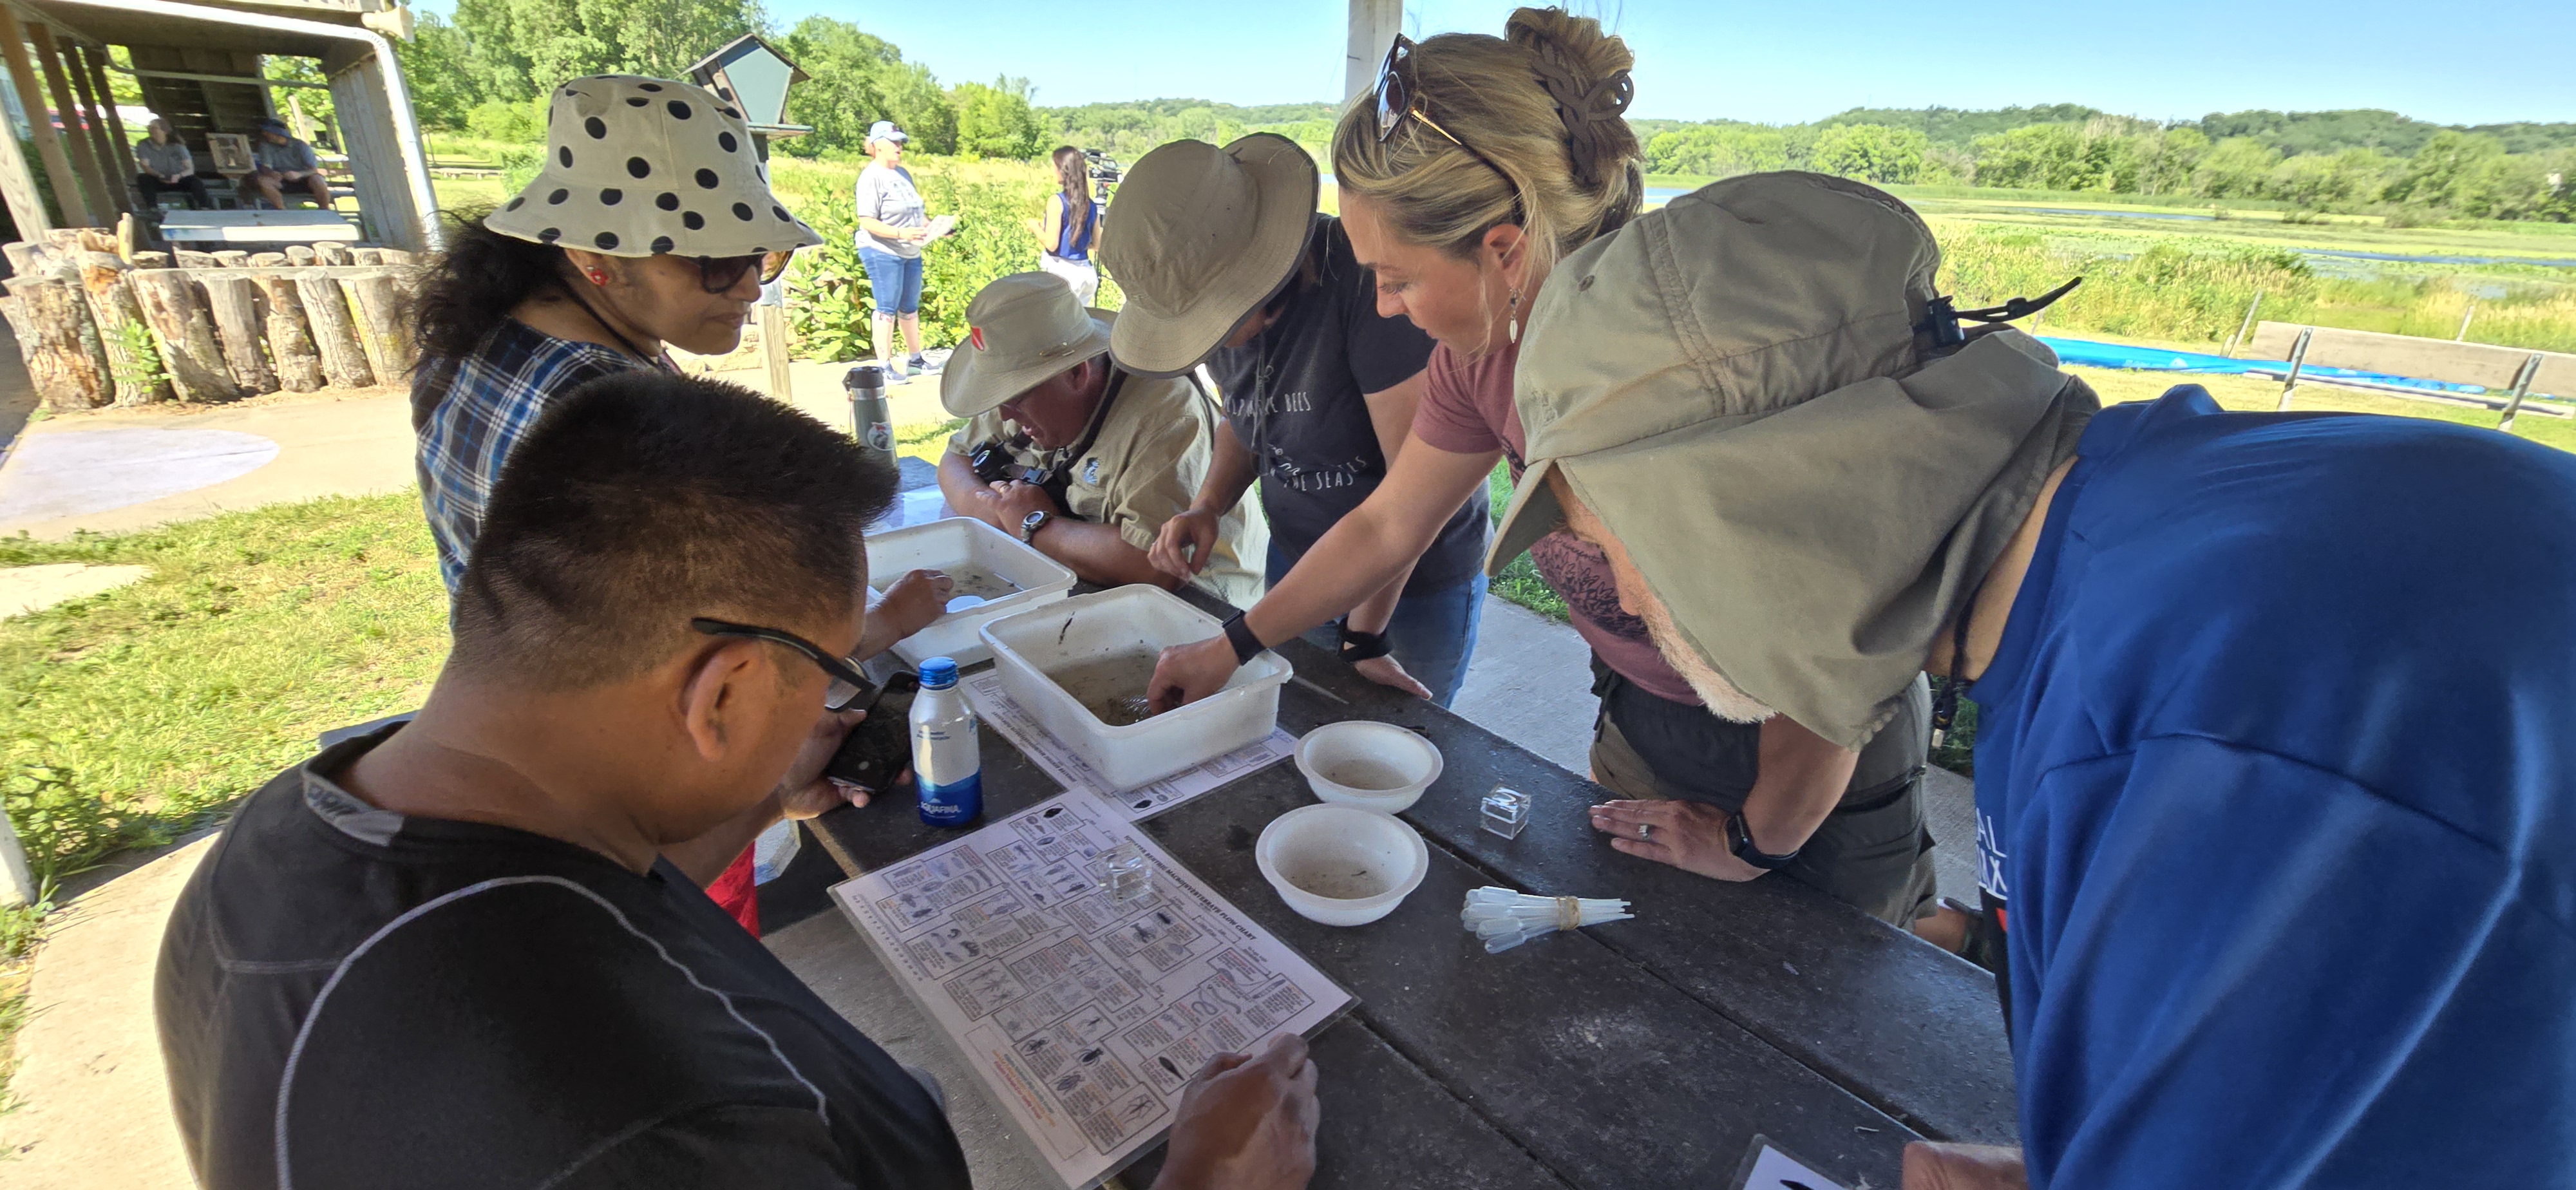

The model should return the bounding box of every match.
[406,75,918,943]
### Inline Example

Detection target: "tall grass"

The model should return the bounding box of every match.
[1935,222,2576,353]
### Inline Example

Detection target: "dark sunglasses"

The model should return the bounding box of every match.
[692,250,795,294]
[690,617,876,712]
[1372,35,1517,194]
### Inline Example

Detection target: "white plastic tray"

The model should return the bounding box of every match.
[866,516,1075,667]
[980,584,1293,790]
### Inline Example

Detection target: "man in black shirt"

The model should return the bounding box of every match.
[156,372,1321,1189]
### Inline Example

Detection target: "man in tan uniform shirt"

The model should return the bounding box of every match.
[937,273,1264,608]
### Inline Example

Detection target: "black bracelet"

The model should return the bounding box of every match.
[1220,612,1265,665]
[1337,621,1392,663]
[1726,811,1802,870]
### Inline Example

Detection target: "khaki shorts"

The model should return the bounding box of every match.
[1591,713,1938,927]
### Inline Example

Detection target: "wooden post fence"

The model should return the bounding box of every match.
[256,272,324,393]
[2276,326,2315,412]
[128,267,242,402]
[294,269,374,388]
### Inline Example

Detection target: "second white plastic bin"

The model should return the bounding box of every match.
[980,585,1292,789]
[867,516,1076,667]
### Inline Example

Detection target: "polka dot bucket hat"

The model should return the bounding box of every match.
[486,75,821,260]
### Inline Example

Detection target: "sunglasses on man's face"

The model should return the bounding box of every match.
[1372,35,1517,193]
[692,250,795,295]
[690,618,876,712]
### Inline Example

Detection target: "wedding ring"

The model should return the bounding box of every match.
[1638,822,1653,841]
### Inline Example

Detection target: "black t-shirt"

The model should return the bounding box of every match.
[155,728,972,1190]
[1207,215,1490,596]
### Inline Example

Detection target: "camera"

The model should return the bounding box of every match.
[1085,149,1122,205]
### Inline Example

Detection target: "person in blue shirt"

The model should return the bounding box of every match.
[1490,171,2576,1189]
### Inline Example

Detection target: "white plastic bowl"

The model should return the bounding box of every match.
[1294,721,1443,813]
[980,585,1293,789]
[867,516,1075,667]
[1255,804,1430,927]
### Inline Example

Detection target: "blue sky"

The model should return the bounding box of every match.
[430,1,2576,127]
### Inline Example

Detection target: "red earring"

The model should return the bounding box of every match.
[587,269,608,285]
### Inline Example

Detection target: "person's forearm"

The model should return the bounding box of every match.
[1738,715,1858,856]
[1244,500,1430,646]
[858,216,907,239]
[662,793,783,887]
[1343,569,1412,636]
[1032,519,1176,589]
[937,448,985,518]
[1191,420,1260,518]
[855,601,911,662]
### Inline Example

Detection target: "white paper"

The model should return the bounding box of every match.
[1739,1142,1850,1190]
[922,213,960,243]
[833,794,1350,1189]
[960,670,1294,821]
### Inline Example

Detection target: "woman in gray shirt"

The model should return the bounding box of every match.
[855,120,934,378]
[135,118,209,210]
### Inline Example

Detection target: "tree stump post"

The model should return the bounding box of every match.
[255,273,321,392]
[376,249,415,267]
[129,269,243,402]
[131,250,172,270]
[249,252,287,267]
[213,250,251,269]
[78,252,171,404]
[174,249,221,269]
[200,274,275,394]
[351,248,383,265]
[294,270,373,388]
[283,245,317,267]
[0,272,112,410]
[339,269,412,384]
[314,242,354,267]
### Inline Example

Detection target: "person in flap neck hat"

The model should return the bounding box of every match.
[935,272,1264,608]
[1510,169,2576,1189]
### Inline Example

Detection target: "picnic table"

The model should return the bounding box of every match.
[806,587,2016,1189]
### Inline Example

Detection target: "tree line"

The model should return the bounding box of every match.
[1643,107,2576,222]
[395,1,1047,160]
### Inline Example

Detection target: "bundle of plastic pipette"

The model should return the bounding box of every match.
[1461,886,1633,953]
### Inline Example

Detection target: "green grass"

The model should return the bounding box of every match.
[1486,462,1567,621]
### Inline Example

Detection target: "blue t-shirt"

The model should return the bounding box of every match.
[1968,386,2576,1188]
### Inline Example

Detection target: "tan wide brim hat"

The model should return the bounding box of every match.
[1097,133,1318,377]
[942,272,1117,418]
[486,75,822,259]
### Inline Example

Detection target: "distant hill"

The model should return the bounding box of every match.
[1815,104,2107,145]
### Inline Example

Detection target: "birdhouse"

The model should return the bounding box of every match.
[688,35,813,145]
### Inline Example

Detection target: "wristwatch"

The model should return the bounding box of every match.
[1725,811,1801,870]
[1219,612,1266,665]
[1018,509,1052,543]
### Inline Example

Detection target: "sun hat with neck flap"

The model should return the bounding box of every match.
[486,75,821,260]
[1491,171,2099,751]
[1095,133,1318,377]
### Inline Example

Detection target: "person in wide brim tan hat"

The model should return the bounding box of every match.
[1095,133,1318,377]
[938,272,1116,419]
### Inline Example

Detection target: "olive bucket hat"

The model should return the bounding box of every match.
[1095,133,1318,377]
[1492,171,2098,750]
[486,75,821,260]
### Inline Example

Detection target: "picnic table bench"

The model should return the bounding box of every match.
[806,587,2016,1189]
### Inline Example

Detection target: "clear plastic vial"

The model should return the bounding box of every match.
[911,657,983,827]
[1098,840,1152,903]
[1480,786,1532,840]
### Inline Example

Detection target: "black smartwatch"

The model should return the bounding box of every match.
[1219,612,1266,665]
[1725,811,1801,870]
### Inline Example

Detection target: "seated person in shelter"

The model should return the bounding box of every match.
[247,117,332,210]
[938,272,1265,606]
[1502,171,2576,1187]
[134,118,209,209]
[155,371,1321,1190]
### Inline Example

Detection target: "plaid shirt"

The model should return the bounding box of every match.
[414,319,665,590]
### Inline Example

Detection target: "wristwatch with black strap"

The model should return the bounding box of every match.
[1218,611,1266,665]
[1725,810,1802,870]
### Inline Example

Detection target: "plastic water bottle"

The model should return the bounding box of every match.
[911,657,982,827]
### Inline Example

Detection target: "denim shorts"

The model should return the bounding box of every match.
[857,248,924,316]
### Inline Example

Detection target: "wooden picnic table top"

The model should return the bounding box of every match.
[807,589,2015,1189]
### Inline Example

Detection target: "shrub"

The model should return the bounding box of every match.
[464,97,545,146]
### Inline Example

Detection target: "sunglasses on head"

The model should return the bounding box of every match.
[690,617,877,712]
[1372,35,1517,194]
[691,250,795,294]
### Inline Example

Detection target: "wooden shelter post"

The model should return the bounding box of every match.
[0,6,90,226]
[68,42,131,187]
[27,22,115,218]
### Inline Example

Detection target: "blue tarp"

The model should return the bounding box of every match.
[2037,336,2489,395]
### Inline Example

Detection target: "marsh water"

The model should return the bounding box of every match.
[1045,650,1163,726]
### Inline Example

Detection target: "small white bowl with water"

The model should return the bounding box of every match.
[1294,721,1444,813]
[1255,804,1431,927]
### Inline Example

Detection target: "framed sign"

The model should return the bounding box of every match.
[205,133,253,174]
